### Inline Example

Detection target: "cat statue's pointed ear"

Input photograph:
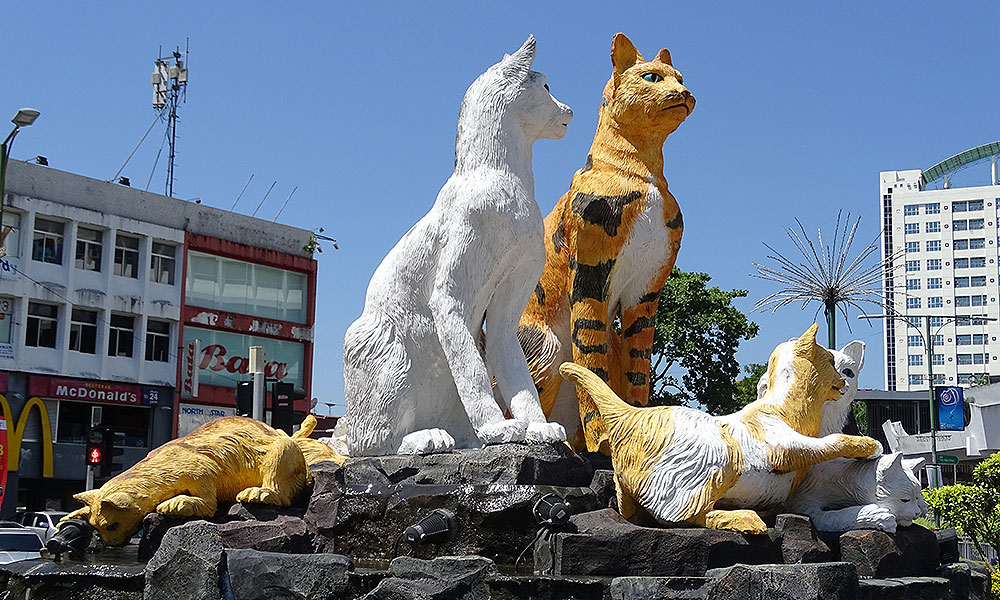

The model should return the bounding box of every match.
[902,456,926,474]
[611,33,642,76]
[653,48,672,66]
[793,324,820,359]
[840,340,865,372]
[503,35,536,77]
[877,452,904,477]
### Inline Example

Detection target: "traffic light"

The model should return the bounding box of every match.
[100,428,125,479]
[271,381,305,434]
[235,381,253,417]
[86,426,104,467]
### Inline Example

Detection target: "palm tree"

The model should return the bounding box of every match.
[751,210,896,349]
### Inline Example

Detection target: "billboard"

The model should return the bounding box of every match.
[935,386,965,431]
[181,327,305,389]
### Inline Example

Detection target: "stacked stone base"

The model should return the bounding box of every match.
[0,443,987,599]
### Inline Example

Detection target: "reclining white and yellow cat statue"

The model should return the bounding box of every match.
[343,36,573,456]
[559,324,881,534]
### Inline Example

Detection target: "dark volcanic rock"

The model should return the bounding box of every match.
[858,576,952,600]
[145,520,224,600]
[536,508,778,577]
[0,559,144,600]
[609,576,716,600]
[936,527,960,564]
[343,443,593,488]
[485,574,608,600]
[772,514,832,564]
[224,548,351,600]
[218,515,312,553]
[936,561,988,600]
[589,469,616,509]
[361,555,498,600]
[137,511,191,561]
[706,562,858,600]
[839,525,939,577]
[332,482,597,565]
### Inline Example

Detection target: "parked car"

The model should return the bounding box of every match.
[0,528,42,564]
[17,511,68,544]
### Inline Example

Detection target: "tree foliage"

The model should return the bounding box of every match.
[647,268,760,415]
[924,451,1000,574]
[733,363,767,410]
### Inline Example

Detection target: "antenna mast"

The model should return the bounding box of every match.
[152,39,189,197]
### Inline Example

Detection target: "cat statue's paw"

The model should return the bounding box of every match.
[397,428,456,455]
[857,503,898,534]
[525,421,566,444]
[478,419,528,445]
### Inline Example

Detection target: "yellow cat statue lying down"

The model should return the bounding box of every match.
[61,415,345,546]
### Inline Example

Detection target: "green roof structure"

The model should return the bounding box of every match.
[921,141,1000,188]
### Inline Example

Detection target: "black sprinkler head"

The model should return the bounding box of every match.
[46,518,93,561]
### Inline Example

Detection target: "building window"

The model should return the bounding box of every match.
[957,334,972,345]
[958,354,973,365]
[186,251,310,324]
[31,218,64,265]
[932,354,945,366]
[956,258,969,269]
[972,294,988,306]
[955,317,988,326]
[926,221,941,233]
[974,333,988,345]
[114,234,141,279]
[975,353,988,364]
[906,297,921,309]
[954,239,969,250]
[906,260,920,272]
[930,316,944,327]
[906,278,920,290]
[56,401,150,447]
[145,319,170,362]
[69,309,98,354]
[954,220,969,231]
[150,243,176,285]
[958,374,972,385]
[970,218,985,230]
[954,201,968,212]
[25,302,57,348]
[928,277,942,289]
[905,241,919,253]
[926,259,941,270]
[2,212,21,258]
[970,238,986,249]
[108,314,134,357]
[969,199,984,211]
[908,335,922,347]
[926,240,941,252]
[909,374,923,386]
[925,203,941,214]
[931,334,944,347]
[905,223,920,234]
[904,204,919,216]
[928,296,943,308]
[0,297,12,344]
[956,277,970,288]
[908,354,923,367]
[972,275,987,287]
[970,257,986,268]
[74,227,103,272]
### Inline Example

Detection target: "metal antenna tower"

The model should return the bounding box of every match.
[152,39,189,197]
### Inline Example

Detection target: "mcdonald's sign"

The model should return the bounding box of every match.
[0,394,53,478]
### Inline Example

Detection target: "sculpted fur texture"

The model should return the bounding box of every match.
[559,324,881,534]
[343,36,572,456]
[518,33,694,453]
[61,416,345,546]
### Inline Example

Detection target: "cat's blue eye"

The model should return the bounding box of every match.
[642,73,664,83]
[842,368,856,379]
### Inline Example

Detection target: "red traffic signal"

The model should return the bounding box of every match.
[87,447,102,465]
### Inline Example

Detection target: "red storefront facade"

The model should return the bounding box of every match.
[174,233,317,436]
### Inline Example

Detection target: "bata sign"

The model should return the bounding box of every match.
[182,327,304,389]
[30,377,144,405]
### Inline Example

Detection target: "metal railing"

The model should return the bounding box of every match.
[958,535,998,565]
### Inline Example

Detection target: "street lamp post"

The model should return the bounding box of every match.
[0,108,41,258]
[859,312,997,490]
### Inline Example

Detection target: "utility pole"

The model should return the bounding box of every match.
[249,346,265,422]
[86,406,102,491]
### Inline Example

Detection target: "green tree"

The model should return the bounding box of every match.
[733,363,767,409]
[925,451,1000,577]
[647,268,760,415]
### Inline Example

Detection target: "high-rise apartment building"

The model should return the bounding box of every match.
[880,142,1000,391]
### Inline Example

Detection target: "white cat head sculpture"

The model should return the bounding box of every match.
[876,453,928,527]
[456,35,572,169]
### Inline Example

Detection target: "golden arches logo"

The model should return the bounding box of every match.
[0,394,53,477]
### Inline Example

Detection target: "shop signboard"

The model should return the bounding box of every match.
[29,377,148,406]
[178,403,237,437]
[182,327,305,389]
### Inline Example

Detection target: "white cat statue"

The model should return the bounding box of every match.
[762,339,930,532]
[343,36,573,456]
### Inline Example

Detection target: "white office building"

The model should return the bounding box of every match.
[880,141,1000,391]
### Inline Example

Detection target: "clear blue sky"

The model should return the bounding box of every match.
[5,2,1000,415]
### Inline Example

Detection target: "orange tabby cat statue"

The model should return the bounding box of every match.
[518,33,694,452]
